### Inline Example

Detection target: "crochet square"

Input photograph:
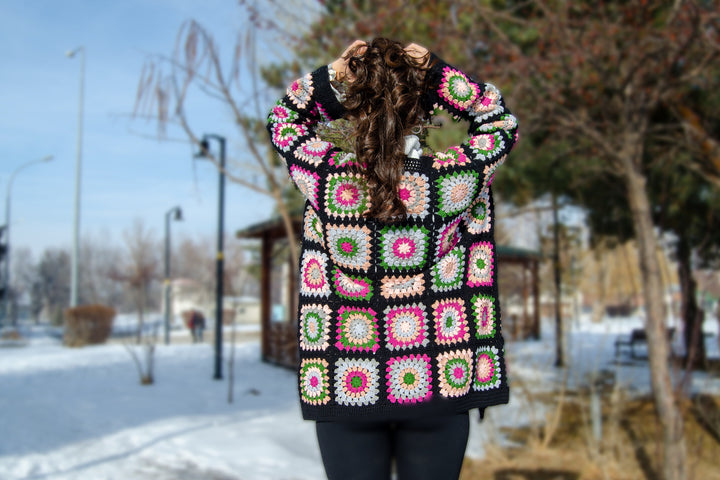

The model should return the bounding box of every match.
[328,151,364,169]
[379,273,425,299]
[437,349,473,398]
[397,173,430,219]
[299,250,331,298]
[431,298,470,346]
[473,346,502,391]
[268,101,299,124]
[332,267,373,301]
[465,192,491,235]
[303,207,324,247]
[325,173,370,218]
[272,123,308,152]
[289,165,320,209]
[432,146,470,170]
[469,83,505,121]
[384,303,429,351]
[334,358,380,407]
[438,66,479,110]
[386,354,433,404]
[287,73,314,109]
[482,155,507,192]
[436,170,479,218]
[327,224,372,271]
[299,358,331,405]
[471,294,497,339]
[379,225,429,271]
[467,241,494,287]
[435,217,462,258]
[299,304,332,351]
[336,306,380,353]
[469,132,506,162]
[431,246,466,292]
[295,137,332,166]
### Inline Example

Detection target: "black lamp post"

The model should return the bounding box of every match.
[164,206,183,345]
[195,134,226,380]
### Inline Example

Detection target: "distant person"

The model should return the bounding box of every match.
[190,310,205,343]
[267,38,518,480]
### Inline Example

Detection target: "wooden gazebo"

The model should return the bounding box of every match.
[238,216,541,369]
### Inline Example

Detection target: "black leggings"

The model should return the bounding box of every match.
[315,412,469,480]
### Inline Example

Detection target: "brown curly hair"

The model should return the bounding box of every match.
[342,38,431,223]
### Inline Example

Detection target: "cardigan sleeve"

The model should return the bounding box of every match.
[266,65,351,211]
[422,55,519,190]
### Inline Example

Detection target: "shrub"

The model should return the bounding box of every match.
[64,304,116,347]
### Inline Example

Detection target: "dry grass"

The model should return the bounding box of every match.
[461,390,720,480]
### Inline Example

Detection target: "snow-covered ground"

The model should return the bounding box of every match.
[1,314,718,480]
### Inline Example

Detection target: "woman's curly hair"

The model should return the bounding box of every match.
[342,38,431,223]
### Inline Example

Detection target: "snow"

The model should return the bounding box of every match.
[1,314,718,480]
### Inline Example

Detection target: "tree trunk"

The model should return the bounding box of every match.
[676,236,706,370]
[552,193,564,367]
[621,143,686,480]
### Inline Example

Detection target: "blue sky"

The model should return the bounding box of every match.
[0,0,304,259]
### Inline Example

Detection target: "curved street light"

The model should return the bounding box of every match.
[66,46,84,308]
[2,155,54,327]
[195,134,226,380]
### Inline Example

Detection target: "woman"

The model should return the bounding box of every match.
[267,38,518,480]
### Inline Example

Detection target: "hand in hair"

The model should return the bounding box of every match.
[331,39,367,83]
[404,43,430,67]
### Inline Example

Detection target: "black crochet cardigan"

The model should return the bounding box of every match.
[266,54,518,422]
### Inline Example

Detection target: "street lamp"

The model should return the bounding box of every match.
[66,46,84,308]
[163,206,183,345]
[2,155,54,327]
[194,134,226,380]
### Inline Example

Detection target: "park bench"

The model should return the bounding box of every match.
[614,327,676,359]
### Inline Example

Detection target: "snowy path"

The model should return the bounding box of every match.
[1,315,718,479]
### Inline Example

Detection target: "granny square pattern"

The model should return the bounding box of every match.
[473,346,502,391]
[299,304,332,351]
[332,267,373,301]
[268,100,299,124]
[471,294,497,339]
[325,172,370,218]
[287,73,314,109]
[296,137,332,166]
[397,173,430,219]
[299,250,330,298]
[336,306,380,353]
[437,349,474,398]
[300,358,330,405]
[436,171,479,218]
[384,303,429,351]
[469,132,506,162]
[465,193,491,234]
[431,246,466,292]
[467,242,494,287]
[289,165,320,209]
[272,123,309,153]
[432,146,470,170]
[380,225,430,271]
[386,354,433,404]
[431,298,470,346]
[435,217,463,258]
[380,273,426,300]
[303,207,324,246]
[334,358,380,406]
[327,224,372,271]
[438,66,479,110]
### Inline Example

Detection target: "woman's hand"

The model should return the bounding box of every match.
[331,39,366,82]
[404,43,430,66]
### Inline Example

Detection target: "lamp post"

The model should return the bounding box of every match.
[66,46,85,308]
[195,134,226,380]
[2,155,54,327]
[163,206,183,345]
